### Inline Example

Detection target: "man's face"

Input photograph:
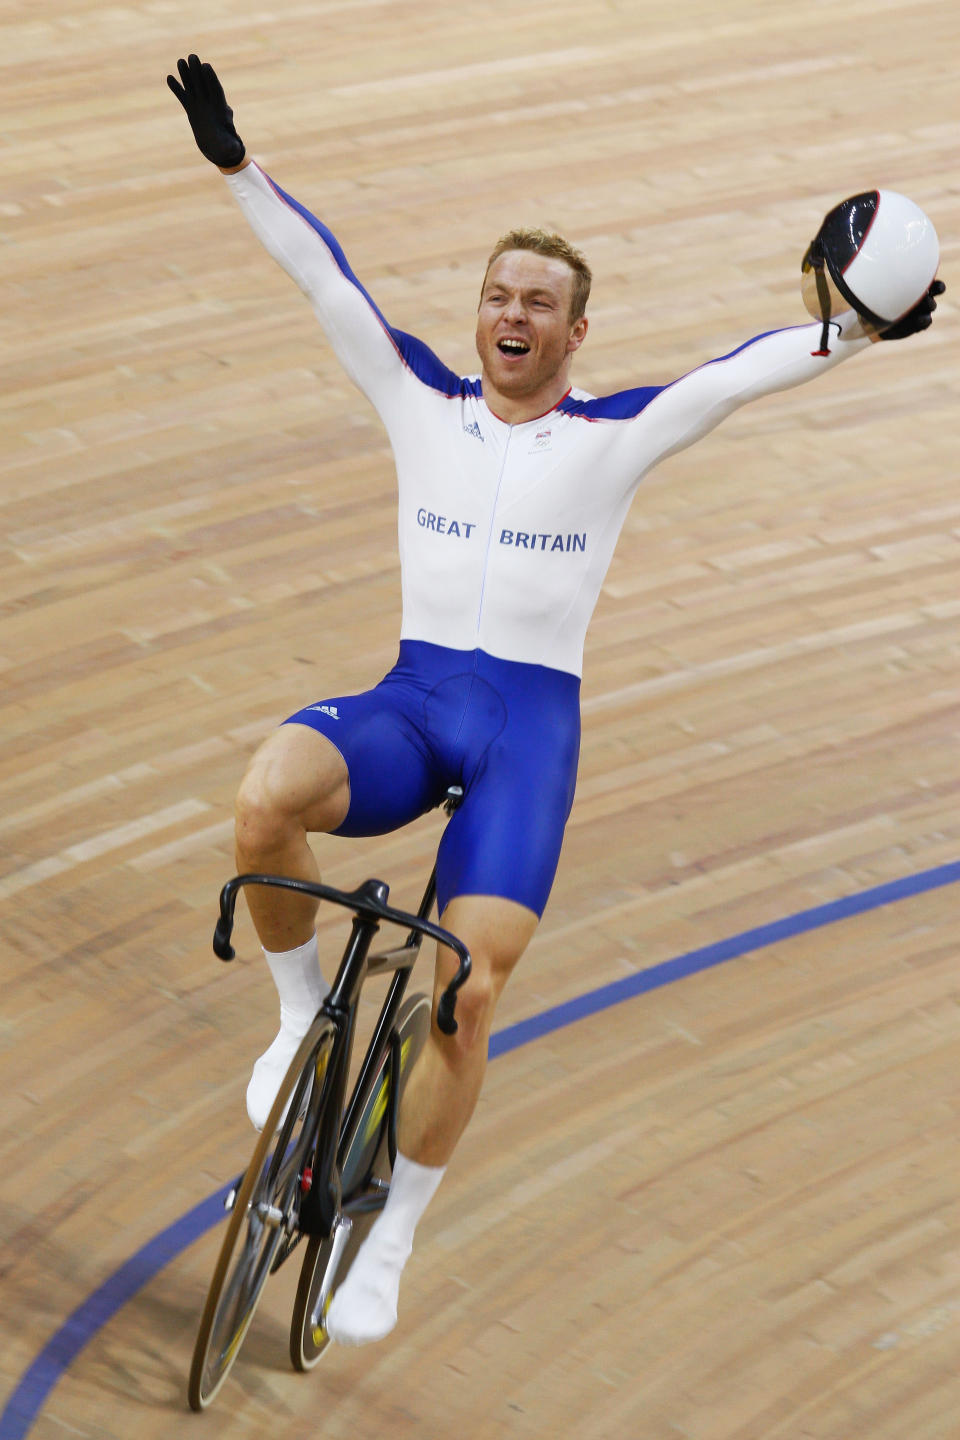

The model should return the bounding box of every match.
[475,250,587,402]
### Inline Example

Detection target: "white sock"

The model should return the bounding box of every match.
[246,934,328,1131]
[326,1152,446,1346]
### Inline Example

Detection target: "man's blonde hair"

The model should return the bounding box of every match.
[482,228,592,322]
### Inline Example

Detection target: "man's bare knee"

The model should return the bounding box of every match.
[235,769,296,860]
[433,894,539,1049]
[438,967,495,1055]
[235,724,349,863]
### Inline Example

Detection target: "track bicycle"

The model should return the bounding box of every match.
[188,788,471,1411]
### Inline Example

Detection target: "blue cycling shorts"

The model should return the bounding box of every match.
[283,640,581,917]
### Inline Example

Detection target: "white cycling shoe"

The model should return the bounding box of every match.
[245,1025,309,1132]
[325,1153,445,1345]
[326,1226,411,1346]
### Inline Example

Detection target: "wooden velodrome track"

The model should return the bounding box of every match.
[2,1,958,1435]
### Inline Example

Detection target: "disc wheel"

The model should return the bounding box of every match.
[188,1016,337,1411]
[290,993,431,1370]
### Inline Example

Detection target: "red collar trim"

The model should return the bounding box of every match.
[482,387,572,425]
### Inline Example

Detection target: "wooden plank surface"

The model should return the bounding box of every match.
[2,1,958,1435]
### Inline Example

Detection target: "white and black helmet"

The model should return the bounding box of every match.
[804,189,940,328]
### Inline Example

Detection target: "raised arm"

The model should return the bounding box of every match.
[641,317,873,464]
[639,225,945,468]
[220,161,408,402]
[167,55,459,414]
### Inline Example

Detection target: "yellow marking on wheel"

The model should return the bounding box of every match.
[361,1035,415,1145]
[222,1324,246,1368]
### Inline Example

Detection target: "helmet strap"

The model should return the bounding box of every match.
[803,237,833,356]
[813,261,832,357]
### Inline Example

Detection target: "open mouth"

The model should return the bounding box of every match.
[497,338,530,356]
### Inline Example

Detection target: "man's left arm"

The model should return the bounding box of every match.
[637,290,943,465]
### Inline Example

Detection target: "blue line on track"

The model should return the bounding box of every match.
[489,859,960,1059]
[3,858,958,1439]
[0,1188,232,1440]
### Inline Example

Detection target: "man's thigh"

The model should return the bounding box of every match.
[436,732,578,918]
[433,650,581,918]
[283,685,446,837]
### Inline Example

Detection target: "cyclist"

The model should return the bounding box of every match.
[168,53,943,1347]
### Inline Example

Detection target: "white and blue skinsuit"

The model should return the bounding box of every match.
[226,163,870,917]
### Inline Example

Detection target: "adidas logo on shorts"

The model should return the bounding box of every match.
[310,703,340,719]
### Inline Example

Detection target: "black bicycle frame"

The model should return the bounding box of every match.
[337,864,438,1173]
[212,828,468,1244]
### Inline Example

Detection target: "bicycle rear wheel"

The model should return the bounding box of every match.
[188,1015,337,1411]
[290,992,431,1370]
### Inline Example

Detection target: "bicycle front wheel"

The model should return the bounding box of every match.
[290,992,431,1370]
[188,1015,337,1411]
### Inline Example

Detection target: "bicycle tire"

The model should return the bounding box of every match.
[289,992,432,1370]
[188,1014,337,1410]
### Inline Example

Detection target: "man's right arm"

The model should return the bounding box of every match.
[168,54,405,410]
[222,162,406,402]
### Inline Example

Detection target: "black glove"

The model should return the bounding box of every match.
[877,279,945,340]
[167,54,245,169]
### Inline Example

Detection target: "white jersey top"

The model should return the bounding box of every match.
[226,163,871,677]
